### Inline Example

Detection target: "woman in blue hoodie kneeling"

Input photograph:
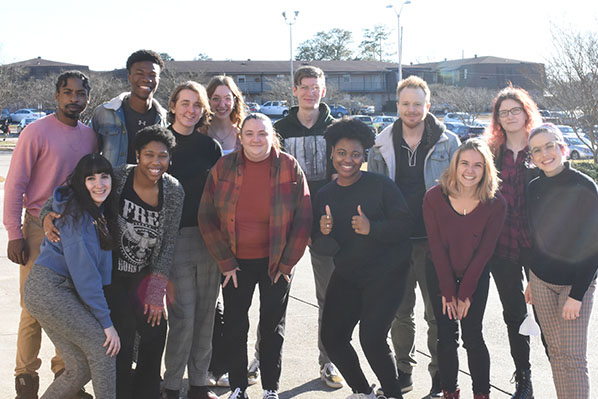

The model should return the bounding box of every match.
[24,153,120,399]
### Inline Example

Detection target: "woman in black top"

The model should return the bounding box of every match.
[312,117,413,399]
[525,123,598,399]
[162,81,222,399]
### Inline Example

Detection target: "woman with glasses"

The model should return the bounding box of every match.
[483,85,542,399]
[206,75,245,155]
[424,139,505,399]
[525,123,598,399]
[199,113,311,399]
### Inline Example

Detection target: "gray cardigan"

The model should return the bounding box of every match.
[41,164,185,306]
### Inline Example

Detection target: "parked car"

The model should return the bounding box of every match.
[328,104,350,118]
[373,116,397,133]
[9,109,46,123]
[445,122,485,141]
[557,125,575,135]
[1,108,10,123]
[359,105,375,115]
[443,112,478,125]
[260,101,289,117]
[352,115,375,132]
[563,135,593,160]
[246,102,260,113]
[17,117,39,133]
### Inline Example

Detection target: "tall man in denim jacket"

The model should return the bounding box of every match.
[368,75,460,398]
[92,49,167,167]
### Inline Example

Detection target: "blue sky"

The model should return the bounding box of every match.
[0,0,596,71]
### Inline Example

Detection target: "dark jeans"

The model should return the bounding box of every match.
[427,260,491,395]
[209,299,227,376]
[321,267,407,398]
[490,255,531,371]
[104,271,167,399]
[222,258,291,391]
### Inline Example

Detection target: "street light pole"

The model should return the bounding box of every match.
[387,1,411,82]
[282,10,299,88]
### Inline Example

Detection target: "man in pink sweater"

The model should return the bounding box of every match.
[3,71,97,399]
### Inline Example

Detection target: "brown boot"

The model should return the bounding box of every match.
[474,394,489,399]
[15,374,39,399]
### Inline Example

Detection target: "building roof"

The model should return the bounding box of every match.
[411,56,543,71]
[164,60,398,75]
[6,57,88,69]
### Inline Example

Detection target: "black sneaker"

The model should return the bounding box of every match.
[15,374,39,399]
[397,370,413,394]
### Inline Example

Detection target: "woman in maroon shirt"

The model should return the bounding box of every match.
[423,139,506,399]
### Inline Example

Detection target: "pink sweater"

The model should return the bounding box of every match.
[3,114,97,240]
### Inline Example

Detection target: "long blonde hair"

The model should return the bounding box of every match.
[440,138,500,202]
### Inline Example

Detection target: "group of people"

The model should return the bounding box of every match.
[3,48,596,399]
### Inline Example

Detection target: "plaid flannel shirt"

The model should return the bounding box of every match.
[495,146,532,262]
[198,148,312,279]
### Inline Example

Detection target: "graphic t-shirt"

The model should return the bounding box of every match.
[114,171,163,275]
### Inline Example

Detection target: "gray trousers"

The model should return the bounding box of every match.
[310,247,336,367]
[24,264,115,399]
[390,239,439,376]
[163,227,221,389]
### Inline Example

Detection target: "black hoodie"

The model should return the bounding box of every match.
[274,103,335,196]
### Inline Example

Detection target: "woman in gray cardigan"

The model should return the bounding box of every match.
[43,126,184,399]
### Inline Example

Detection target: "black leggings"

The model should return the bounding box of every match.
[321,267,407,397]
[427,259,491,395]
[104,271,167,399]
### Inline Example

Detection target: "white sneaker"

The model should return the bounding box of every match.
[320,362,344,389]
[216,372,230,387]
[262,389,279,399]
[345,386,377,399]
[228,387,248,399]
[206,372,217,387]
[247,358,260,385]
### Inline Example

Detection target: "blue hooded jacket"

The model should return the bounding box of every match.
[35,186,113,329]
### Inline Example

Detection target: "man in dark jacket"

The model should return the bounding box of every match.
[272,65,344,389]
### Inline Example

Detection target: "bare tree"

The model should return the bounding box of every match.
[430,84,494,125]
[358,25,392,62]
[543,25,598,162]
[261,77,295,105]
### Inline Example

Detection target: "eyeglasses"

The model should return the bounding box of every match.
[498,107,523,118]
[530,141,558,157]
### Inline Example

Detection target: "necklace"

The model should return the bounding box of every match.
[210,125,236,144]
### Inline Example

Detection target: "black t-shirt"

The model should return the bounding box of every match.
[114,170,163,275]
[393,133,427,239]
[168,125,222,227]
[122,96,158,164]
[312,172,413,282]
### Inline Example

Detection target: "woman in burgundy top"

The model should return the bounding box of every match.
[423,139,506,399]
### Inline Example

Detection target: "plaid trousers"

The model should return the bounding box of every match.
[530,271,596,399]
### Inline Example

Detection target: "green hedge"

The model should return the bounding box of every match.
[572,161,598,182]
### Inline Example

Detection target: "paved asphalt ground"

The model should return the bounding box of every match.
[0,148,596,398]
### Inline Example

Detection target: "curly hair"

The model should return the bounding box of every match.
[55,70,90,94]
[484,85,542,155]
[133,125,176,154]
[324,117,375,149]
[206,75,246,128]
[126,50,165,73]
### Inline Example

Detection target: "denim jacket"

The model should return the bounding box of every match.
[91,92,167,167]
[367,114,460,189]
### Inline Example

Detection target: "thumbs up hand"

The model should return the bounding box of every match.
[352,205,370,235]
[320,205,333,235]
